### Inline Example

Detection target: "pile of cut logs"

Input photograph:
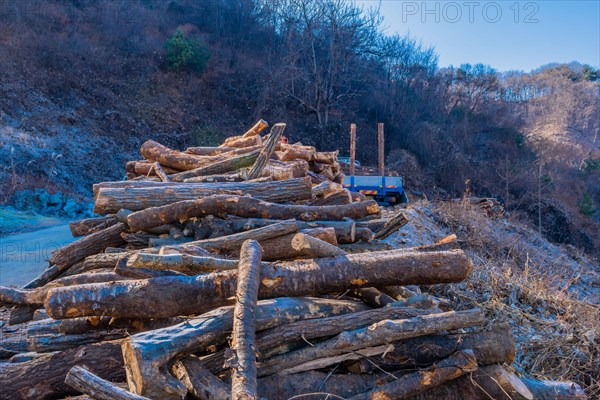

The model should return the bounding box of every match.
[0,121,586,400]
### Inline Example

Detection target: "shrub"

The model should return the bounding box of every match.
[164,30,211,73]
[578,193,596,216]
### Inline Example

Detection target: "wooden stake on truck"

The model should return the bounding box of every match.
[350,123,356,176]
[378,122,384,176]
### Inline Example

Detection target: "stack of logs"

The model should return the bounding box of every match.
[0,120,586,400]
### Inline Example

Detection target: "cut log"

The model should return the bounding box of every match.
[185,146,235,156]
[228,240,262,400]
[69,216,118,237]
[348,350,478,400]
[184,172,247,183]
[127,253,239,274]
[82,252,135,271]
[355,218,387,232]
[355,227,374,242]
[242,119,269,138]
[94,177,312,214]
[258,309,483,376]
[49,223,128,271]
[471,365,533,400]
[247,123,285,180]
[151,162,170,182]
[0,286,30,305]
[202,302,436,373]
[0,340,124,400]
[222,134,262,148]
[309,189,352,206]
[121,297,368,399]
[175,357,386,400]
[140,140,226,171]
[373,210,409,240]
[126,194,378,232]
[179,219,298,254]
[45,249,472,319]
[279,144,316,162]
[65,366,149,400]
[340,240,393,253]
[172,357,230,400]
[260,159,308,181]
[298,227,338,245]
[313,150,339,164]
[311,181,343,199]
[348,288,396,308]
[22,265,62,289]
[130,160,181,176]
[188,217,355,244]
[169,148,261,182]
[520,378,587,399]
[260,232,345,261]
[375,323,516,368]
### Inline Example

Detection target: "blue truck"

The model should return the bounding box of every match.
[343,175,409,206]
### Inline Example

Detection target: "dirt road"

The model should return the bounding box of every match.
[0,224,76,287]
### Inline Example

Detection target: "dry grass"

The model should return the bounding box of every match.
[428,200,599,397]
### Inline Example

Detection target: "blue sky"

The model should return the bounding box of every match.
[357,0,600,72]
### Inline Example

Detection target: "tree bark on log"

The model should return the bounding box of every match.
[258,309,483,376]
[470,365,533,400]
[169,149,261,182]
[242,119,269,138]
[127,253,239,274]
[247,123,285,180]
[298,227,338,245]
[348,288,396,308]
[121,297,368,399]
[22,265,62,289]
[355,227,374,242]
[185,146,235,155]
[309,189,352,206]
[193,218,355,244]
[520,378,587,399]
[2,272,132,306]
[151,162,170,182]
[0,340,124,400]
[49,223,128,271]
[45,249,472,319]
[228,240,262,400]
[175,357,388,400]
[94,178,312,214]
[259,159,308,181]
[69,216,118,237]
[221,134,262,148]
[180,219,298,254]
[348,350,478,400]
[65,366,149,400]
[311,181,343,199]
[183,171,247,183]
[126,194,378,232]
[201,299,440,373]
[129,160,181,176]
[375,323,516,369]
[140,140,227,171]
[260,232,345,261]
[172,357,231,400]
[373,210,409,240]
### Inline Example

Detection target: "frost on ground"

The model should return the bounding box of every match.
[385,200,599,397]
